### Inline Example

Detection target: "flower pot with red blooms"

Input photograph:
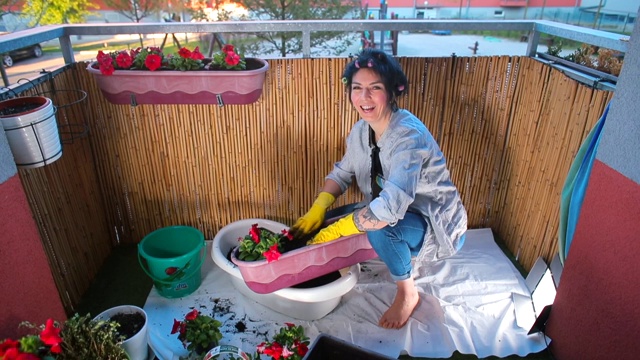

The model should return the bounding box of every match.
[254,323,310,360]
[87,44,268,105]
[94,305,149,360]
[171,309,222,359]
[1,314,130,359]
[229,218,376,294]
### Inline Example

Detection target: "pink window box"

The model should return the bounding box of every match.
[231,218,378,294]
[86,58,268,105]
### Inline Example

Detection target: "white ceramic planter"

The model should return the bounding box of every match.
[212,218,360,320]
[94,305,149,360]
[0,96,62,168]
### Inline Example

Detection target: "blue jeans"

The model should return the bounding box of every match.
[366,212,428,281]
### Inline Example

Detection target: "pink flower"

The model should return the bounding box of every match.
[282,346,294,358]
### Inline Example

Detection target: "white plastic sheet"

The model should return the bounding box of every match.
[144,228,546,359]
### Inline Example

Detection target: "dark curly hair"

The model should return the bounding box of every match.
[342,48,408,111]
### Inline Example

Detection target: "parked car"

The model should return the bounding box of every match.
[2,43,43,67]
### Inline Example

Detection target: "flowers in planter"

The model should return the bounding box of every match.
[254,323,309,360]
[171,309,222,356]
[237,225,294,263]
[95,44,247,75]
[0,314,128,359]
[0,319,62,359]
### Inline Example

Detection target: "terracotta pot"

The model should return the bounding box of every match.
[230,217,377,294]
[86,58,269,105]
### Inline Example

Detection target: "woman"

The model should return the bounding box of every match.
[291,48,467,329]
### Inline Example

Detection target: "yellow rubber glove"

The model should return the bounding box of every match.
[291,192,336,238]
[307,213,363,245]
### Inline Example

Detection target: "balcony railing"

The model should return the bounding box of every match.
[0,20,630,90]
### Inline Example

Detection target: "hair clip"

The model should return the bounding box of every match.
[355,61,360,69]
[367,59,373,68]
[398,85,405,91]
[341,77,348,84]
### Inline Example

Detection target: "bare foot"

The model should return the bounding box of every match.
[379,278,420,329]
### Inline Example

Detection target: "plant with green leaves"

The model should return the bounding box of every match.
[57,313,128,360]
[171,309,223,358]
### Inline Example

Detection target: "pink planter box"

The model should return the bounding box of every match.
[231,223,377,294]
[86,58,269,105]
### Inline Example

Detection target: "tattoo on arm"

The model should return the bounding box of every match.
[354,207,383,231]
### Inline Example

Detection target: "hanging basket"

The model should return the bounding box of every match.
[86,58,269,106]
[0,96,61,169]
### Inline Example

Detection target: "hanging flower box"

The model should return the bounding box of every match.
[86,45,269,105]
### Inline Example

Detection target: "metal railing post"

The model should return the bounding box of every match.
[59,35,76,64]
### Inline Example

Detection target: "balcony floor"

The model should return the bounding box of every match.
[76,237,552,360]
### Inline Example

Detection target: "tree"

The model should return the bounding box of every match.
[232,0,363,57]
[103,0,163,23]
[20,0,96,26]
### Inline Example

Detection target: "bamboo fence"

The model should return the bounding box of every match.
[14,56,613,313]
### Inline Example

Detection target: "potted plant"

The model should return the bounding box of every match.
[0,314,129,359]
[230,219,376,294]
[86,44,269,106]
[0,96,62,168]
[93,305,149,360]
[171,309,223,359]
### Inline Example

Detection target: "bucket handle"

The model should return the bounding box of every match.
[137,241,206,284]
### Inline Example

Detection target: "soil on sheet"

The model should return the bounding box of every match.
[110,312,145,340]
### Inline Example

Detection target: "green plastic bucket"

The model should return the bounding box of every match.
[138,226,205,298]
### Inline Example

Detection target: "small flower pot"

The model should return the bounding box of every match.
[94,305,149,360]
[302,334,395,360]
[86,58,269,105]
[0,96,62,168]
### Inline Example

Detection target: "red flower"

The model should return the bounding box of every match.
[116,51,133,69]
[171,319,183,334]
[281,229,293,240]
[249,224,260,243]
[145,53,162,71]
[178,47,192,59]
[264,244,281,263]
[0,339,20,355]
[185,309,199,321]
[224,52,241,67]
[285,322,295,328]
[222,44,235,54]
[191,47,205,60]
[40,319,63,354]
[263,342,284,359]
[294,341,308,356]
[100,64,115,75]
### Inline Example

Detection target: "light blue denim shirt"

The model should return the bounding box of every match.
[326,109,468,261]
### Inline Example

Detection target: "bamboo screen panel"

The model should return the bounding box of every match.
[14,56,612,313]
[14,70,112,313]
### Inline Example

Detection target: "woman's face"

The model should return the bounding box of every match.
[350,68,391,125]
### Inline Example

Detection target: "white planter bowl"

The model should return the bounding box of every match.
[211,218,360,320]
[94,305,149,360]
